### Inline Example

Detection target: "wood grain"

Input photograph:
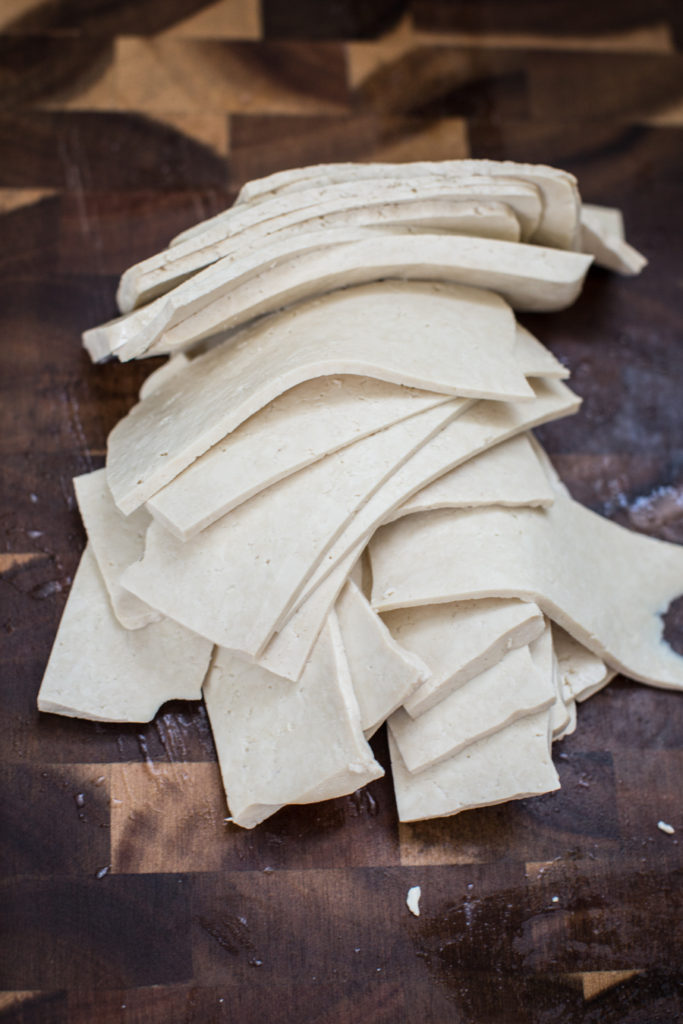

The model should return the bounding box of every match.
[1,2,682,1021]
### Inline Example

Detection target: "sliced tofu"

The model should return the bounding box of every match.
[37,546,213,723]
[293,378,581,612]
[580,203,647,276]
[386,433,555,522]
[106,280,523,515]
[73,469,161,630]
[389,710,559,822]
[530,623,571,739]
[138,353,190,400]
[514,324,569,379]
[335,579,429,737]
[121,401,464,659]
[388,643,555,773]
[146,376,455,540]
[118,184,531,311]
[370,492,683,691]
[552,624,610,702]
[203,616,383,829]
[385,598,545,718]
[232,159,581,250]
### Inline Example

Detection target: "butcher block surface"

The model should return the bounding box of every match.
[1,1,682,1022]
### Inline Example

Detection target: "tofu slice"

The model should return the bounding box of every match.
[293,377,581,612]
[580,203,647,276]
[530,623,571,739]
[37,545,213,723]
[231,160,581,250]
[203,616,383,829]
[389,711,559,822]
[166,174,543,259]
[370,493,683,691]
[118,185,530,311]
[121,400,464,659]
[384,598,545,718]
[389,642,555,773]
[514,324,569,379]
[335,580,429,737]
[146,376,455,540]
[138,353,190,400]
[552,624,610,702]
[106,280,523,515]
[73,469,161,630]
[386,433,555,522]
[149,235,592,358]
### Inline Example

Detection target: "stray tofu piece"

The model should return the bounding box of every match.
[203,616,383,829]
[37,546,213,723]
[580,203,647,276]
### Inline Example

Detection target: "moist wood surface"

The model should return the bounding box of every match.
[1,2,682,1022]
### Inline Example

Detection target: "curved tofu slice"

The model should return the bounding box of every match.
[369,494,683,691]
[37,546,213,723]
[552,624,610,701]
[335,579,429,737]
[385,598,545,718]
[121,401,464,658]
[233,159,581,250]
[386,433,555,522]
[388,643,555,773]
[580,203,647,276]
[73,469,160,630]
[389,711,559,822]
[119,186,528,311]
[106,280,523,515]
[146,376,455,540]
[203,617,383,830]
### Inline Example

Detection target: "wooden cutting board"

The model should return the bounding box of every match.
[1,2,682,1021]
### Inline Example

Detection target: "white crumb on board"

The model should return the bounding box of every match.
[657,820,675,835]
[406,885,421,916]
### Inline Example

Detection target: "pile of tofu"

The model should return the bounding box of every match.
[39,160,683,829]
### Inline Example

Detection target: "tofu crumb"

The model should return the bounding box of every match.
[406,885,421,916]
[657,820,675,835]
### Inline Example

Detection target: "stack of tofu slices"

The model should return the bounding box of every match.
[39,159,683,829]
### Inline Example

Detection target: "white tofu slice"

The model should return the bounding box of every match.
[577,670,617,703]
[121,400,464,658]
[232,160,581,250]
[73,469,160,630]
[389,711,559,822]
[385,599,545,718]
[554,699,577,741]
[146,376,455,540]
[118,184,531,311]
[167,174,543,258]
[335,580,430,737]
[37,546,213,723]
[369,493,683,691]
[257,541,364,682]
[389,643,555,773]
[386,433,555,522]
[514,324,569,379]
[138,353,190,400]
[203,616,383,829]
[106,280,523,515]
[552,624,610,701]
[580,203,647,276]
[530,623,570,738]
[148,235,592,358]
[293,377,581,612]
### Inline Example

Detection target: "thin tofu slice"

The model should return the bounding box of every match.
[106,280,522,514]
[118,185,529,310]
[335,580,429,737]
[73,469,161,630]
[167,174,542,259]
[146,376,455,540]
[530,623,571,739]
[121,401,464,659]
[37,546,213,723]
[389,643,555,773]
[514,324,569,379]
[552,624,610,702]
[580,203,647,276]
[389,711,559,822]
[386,433,555,522]
[293,378,581,612]
[203,616,383,829]
[149,235,592,358]
[385,599,545,718]
[370,493,683,691]
[232,160,581,250]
